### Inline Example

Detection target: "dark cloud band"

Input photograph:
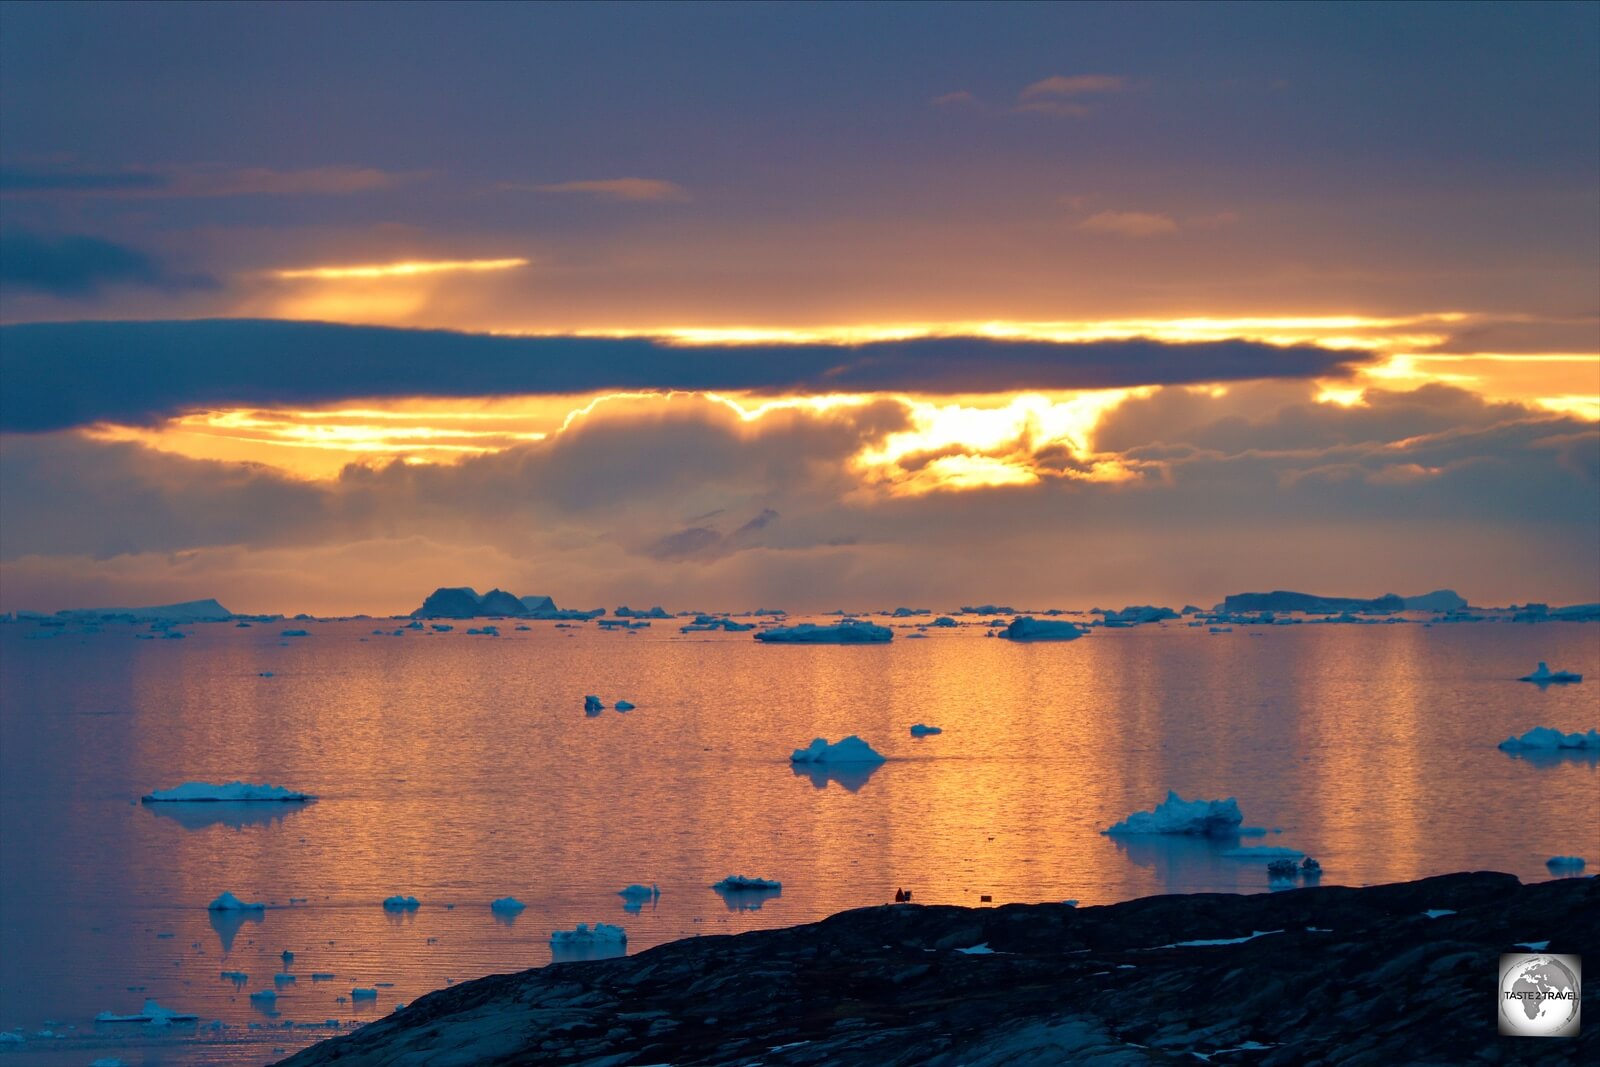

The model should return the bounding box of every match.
[0,318,1373,431]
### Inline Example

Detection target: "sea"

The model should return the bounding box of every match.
[1,614,1596,1064]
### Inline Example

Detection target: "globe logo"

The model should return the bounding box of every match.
[1499,953,1581,1037]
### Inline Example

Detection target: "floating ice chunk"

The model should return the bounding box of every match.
[311,973,335,981]
[1219,846,1304,859]
[490,897,525,913]
[712,875,781,892]
[1422,909,1456,919]
[789,736,886,765]
[618,884,660,901]
[754,620,892,644]
[909,724,942,737]
[1518,662,1583,684]
[248,989,276,1002]
[145,781,313,803]
[997,616,1082,641]
[1103,791,1243,836]
[0,1033,22,1044]
[1546,856,1587,871]
[1498,726,1600,751]
[91,1059,127,1066]
[584,695,605,713]
[1517,940,1552,951]
[1063,900,1079,907]
[220,970,248,984]
[208,891,266,911]
[351,988,377,999]
[549,922,626,945]
[382,895,420,910]
[955,943,994,955]
[95,999,198,1024]
[273,973,295,984]
[279,629,310,637]
[615,700,636,711]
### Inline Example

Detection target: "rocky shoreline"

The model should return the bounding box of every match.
[280,872,1596,1066]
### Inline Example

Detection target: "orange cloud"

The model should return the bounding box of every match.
[522,178,690,202]
[1078,210,1179,237]
[269,257,529,280]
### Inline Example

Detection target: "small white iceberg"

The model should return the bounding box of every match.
[712,874,781,892]
[618,884,660,901]
[95,999,198,1024]
[1519,662,1582,684]
[1103,791,1244,836]
[382,895,421,910]
[549,922,626,945]
[1546,856,1586,872]
[754,620,893,644]
[909,724,942,737]
[790,736,886,764]
[1497,726,1600,751]
[144,781,313,803]
[997,616,1082,641]
[490,896,525,913]
[208,891,266,911]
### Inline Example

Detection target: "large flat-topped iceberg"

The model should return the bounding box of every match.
[755,620,892,644]
[998,616,1082,641]
[790,736,886,764]
[143,781,314,803]
[54,598,233,623]
[1498,726,1600,750]
[1104,791,1244,836]
[95,999,199,1024]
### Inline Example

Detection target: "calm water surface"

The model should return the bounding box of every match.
[2,617,1596,1064]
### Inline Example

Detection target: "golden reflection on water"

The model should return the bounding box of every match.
[1,619,1597,1062]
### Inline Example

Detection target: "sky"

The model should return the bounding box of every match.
[1,2,1596,615]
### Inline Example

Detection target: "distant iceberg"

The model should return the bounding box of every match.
[490,897,525,913]
[618,884,660,901]
[790,736,886,764]
[549,922,626,944]
[997,616,1082,641]
[584,695,605,713]
[1497,727,1600,751]
[55,598,232,624]
[95,999,198,1024]
[144,781,313,803]
[755,620,892,644]
[1518,662,1583,684]
[280,629,310,637]
[909,724,942,737]
[615,700,636,711]
[208,891,266,911]
[1104,791,1244,836]
[382,895,421,910]
[1546,856,1586,872]
[712,874,781,892]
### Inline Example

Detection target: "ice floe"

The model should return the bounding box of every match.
[351,988,377,1000]
[1422,909,1456,919]
[490,896,526,913]
[790,736,886,764]
[909,723,942,736]
[1546,856,1586,872]
[997,616,1082,641]
[144,781,313,803]
[755,620,892,644]
[382,895,421,910]
[1497,727,1600,751]
[208,891,266,911]
[1103,791,1243,836]
[1518,662,1583,684]
[95,999,198,1024]
[615,700,636,711]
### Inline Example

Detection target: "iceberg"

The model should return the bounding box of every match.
[95,999,198,1024]
[1546,856,1586,871]
[351,988,378,999]
[1103,791,1244,836]
[909,724,942,736]
[615,605,670,619]
[618,884,660,902]
[1518,662,1583,684]
[755,620,892,644]
[550,922,626,944]
[1497,727,1600,751]
[208,891,266,911]
[615,700,636,711]
[382,895,421,910]
[490,896,525,913]
[997,616,1082,641]
[713,874,781,892]
[584,695,605,713]
[790,736,886,764]
[144,781,313,803]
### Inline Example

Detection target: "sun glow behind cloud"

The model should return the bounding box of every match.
[270,257,529,280]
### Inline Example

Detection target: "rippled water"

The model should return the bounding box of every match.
[1,616,1596,1064]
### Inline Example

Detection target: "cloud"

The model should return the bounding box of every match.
[270,258,529,280]
[1015,74,1128,116]
[522,178,690,202]
[0,319,1373,432]
[930,90,976,107]
[1078,211,1179,237]
[0,231,217,298]
[0,164,402,198]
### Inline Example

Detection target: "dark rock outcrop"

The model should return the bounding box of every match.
[277,872,1596,1066]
